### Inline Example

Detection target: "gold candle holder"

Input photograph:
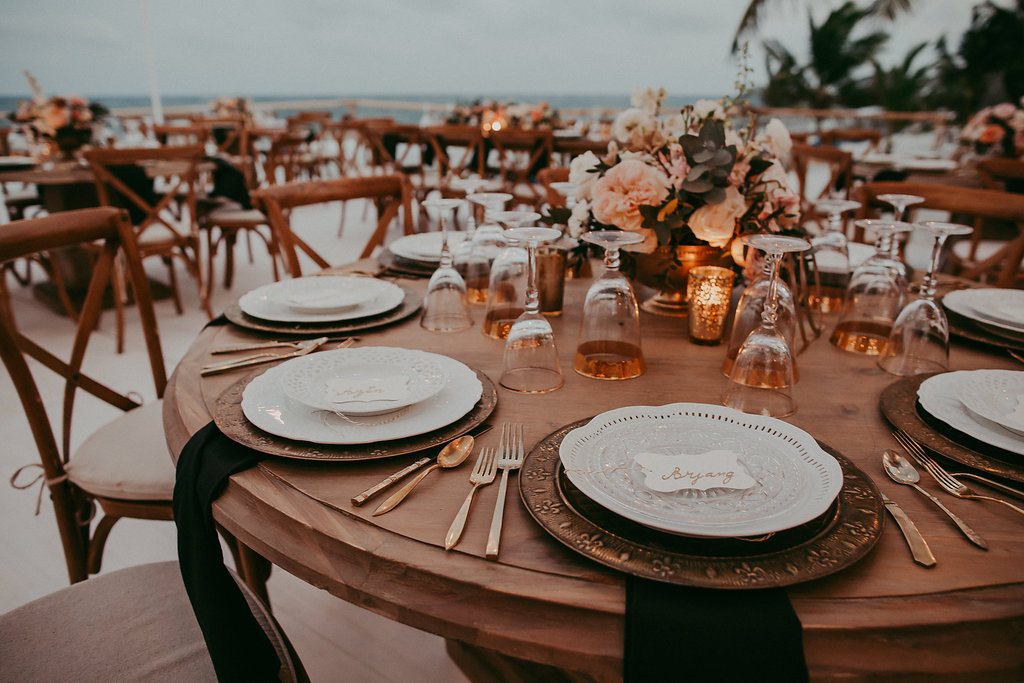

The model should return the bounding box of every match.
[687,266,736,345]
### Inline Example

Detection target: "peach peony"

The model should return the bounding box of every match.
[688,186,746,248]
[590,159,668,233]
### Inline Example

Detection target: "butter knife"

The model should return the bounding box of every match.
[881,493,937,568]
[200,336,329,376]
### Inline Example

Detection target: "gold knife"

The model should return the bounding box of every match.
[200,336,329,375]
[881,492,937,568]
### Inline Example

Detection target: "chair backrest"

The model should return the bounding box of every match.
[83,145,204,243]
[853,180,1024,287]
[788,142,854,231]
[486,128,554,207]
[537,166,570,208]
[152,124,206,147]
[253,174,413,276]
[819,127,883,154]
[264,131,316,185]
[425,125,486,179]
[976,157,1024,193]
[0,207,166,581]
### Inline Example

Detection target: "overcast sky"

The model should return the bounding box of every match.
[0,0,995,99]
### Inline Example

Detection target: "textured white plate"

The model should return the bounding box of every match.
[272,276,384,314]
[558,403,843,538]
[944,289,1024,334]
[238,276,404,323]
[388,231,468,263]
[241,354,481,444]
[918,371,1024,455]
[956,370,1024,438]
[279,347,449,415]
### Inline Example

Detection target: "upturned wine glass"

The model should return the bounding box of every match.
[480,209,541,338]
[723,234,811,418]
[499,226,565,393]
[462,192,513,303]
[420,197,473,332]
[810,198,860,313]
[573,230,646,380]
[878,221,973,376]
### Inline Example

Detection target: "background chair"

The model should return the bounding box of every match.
[254,175,414,277]
[819,127,884,155]
[0,207,173,584]
[486,128,554,209]
[854,180,1024,287]
[0,561,304,682]
[787,141,855,234]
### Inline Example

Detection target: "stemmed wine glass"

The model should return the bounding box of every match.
[499,225,565,393]
[420,197,473,332]
[810,198,861,313]
[878,193,924,222]
[878,221,973,376]
[723,234,811,418]
[481,210,541,339]
[463,192,513,303]
[573,230,646,380]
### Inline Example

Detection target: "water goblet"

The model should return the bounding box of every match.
[420,197,473,332]
[878,193,924,222]
[723,234,811,418]
[877,221,973,375]
[573,230,646,380]
[480,210,541,338]
[810,198,861,313]
[499,226,565,393]
[462,192,513,303]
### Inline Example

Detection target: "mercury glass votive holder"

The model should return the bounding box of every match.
[687,266,736,345]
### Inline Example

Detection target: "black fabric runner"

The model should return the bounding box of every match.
[173,422,280,682]
[625,576,808,683]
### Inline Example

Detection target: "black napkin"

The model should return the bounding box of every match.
[173,422,280,682]
[624,576,808,683]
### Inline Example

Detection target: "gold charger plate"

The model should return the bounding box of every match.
[519,419,883,589]
[943,300,1024,353]
[880,373,1024,484]
[223,284,422,335]
[213,366,497,461]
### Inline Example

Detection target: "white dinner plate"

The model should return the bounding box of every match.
[860,153,958,172]
[957,370,1024,437]
[279,347,449,415]
[944,289,1024,335]
[241,353,482,444]
[387,231,468,264]
[271,276,385,314]
[558,403,843,538]
[918,371,1024,456]
[238,276,404,323]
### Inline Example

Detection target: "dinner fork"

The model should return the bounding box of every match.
[444,447,498,550]
[485,423,524,560]
[893,430,1024,517]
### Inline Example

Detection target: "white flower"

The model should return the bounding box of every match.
[661,113,687,138]
[761,118,792,159]
[613,108,658,145]
[631,87,665,115]
[693,98,725,120]
[688,186,746,248]
[569,151,601,200]
[568,199,591,238]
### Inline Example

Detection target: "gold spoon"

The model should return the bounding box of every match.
[882,450,988,550]
[372,436,474,516]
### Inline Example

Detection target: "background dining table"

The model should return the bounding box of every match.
[163,269,1024,682]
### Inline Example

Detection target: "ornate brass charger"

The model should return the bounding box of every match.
[519,419,883,589]
[213,366,497,461]
[377,249,435,278]
[880,373,1024,484]
[943,300,1024,353]
[223,284,422,336]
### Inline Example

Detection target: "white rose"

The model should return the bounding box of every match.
[569,151,601,200]
[761,118,792,158]
[688,186,746,248]
[693,98,725,120]
[631,87,664,115]
[661,113,686,139]
[568,199,591,238]
[613,108,657,145]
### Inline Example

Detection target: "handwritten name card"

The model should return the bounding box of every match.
[633,450,757,492]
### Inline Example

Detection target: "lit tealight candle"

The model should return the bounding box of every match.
[686,266,736,345]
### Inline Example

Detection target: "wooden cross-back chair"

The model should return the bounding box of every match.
[425,124,487,186]
[152,123,207,147]
[253,175,414,277]
[485,128,554,209]
[853,180,1024,287]
[83,144,212,323]
[788,142,855,233]
[537,166,570,209]
[193,115,247,156]
[819,127,884,154]
[0,207,173,584]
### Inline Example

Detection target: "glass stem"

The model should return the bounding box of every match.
[921,234,947,301]
[605,246,620,273]
[762,252,781,329]
[439,213,453,268]
[525,240,540,316]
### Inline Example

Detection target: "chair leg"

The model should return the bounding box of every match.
[223,229,239,289]
[237,543,273,608]
[163,255,184,314]
[86,514,120,575]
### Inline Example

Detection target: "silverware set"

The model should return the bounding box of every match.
[883,428,1024,565]
[200,337,356,376]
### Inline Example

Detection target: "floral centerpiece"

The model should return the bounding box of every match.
[446,98,560,132]
[960,100,1024,158]
[210,96,251,119]
[559,87,800,310]
[9,91,108,156]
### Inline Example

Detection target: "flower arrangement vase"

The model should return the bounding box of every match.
[630,244,731,317]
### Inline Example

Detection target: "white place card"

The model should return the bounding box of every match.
[324,374,411,404]
[634,450,757,492]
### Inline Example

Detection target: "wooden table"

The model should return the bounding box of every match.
[163,274,1024,681]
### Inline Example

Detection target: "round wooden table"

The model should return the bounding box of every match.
[163,274,1024,681]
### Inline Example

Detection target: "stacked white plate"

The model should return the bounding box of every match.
[241,347,482,445]
[918,370,1024,456]
[944,289,1024,342]
[238,276,405,324]
[558,403,843,538]
[387,231,468,265]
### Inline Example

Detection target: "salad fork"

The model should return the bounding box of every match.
[444,447,498,550]
[485,423,524,560]
[893,430,1024,517]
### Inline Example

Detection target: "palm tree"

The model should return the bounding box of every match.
[732,0,913,53]
[868,43,933,114]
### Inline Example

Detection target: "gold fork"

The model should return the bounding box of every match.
[444,447,498,550]
[893,430,1024,517]
[485,423,524,560]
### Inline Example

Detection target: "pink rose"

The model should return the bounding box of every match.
[41,102,70,131]
[591,159,668,233]
[992,102,1017,120]
[688,186,746,248]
